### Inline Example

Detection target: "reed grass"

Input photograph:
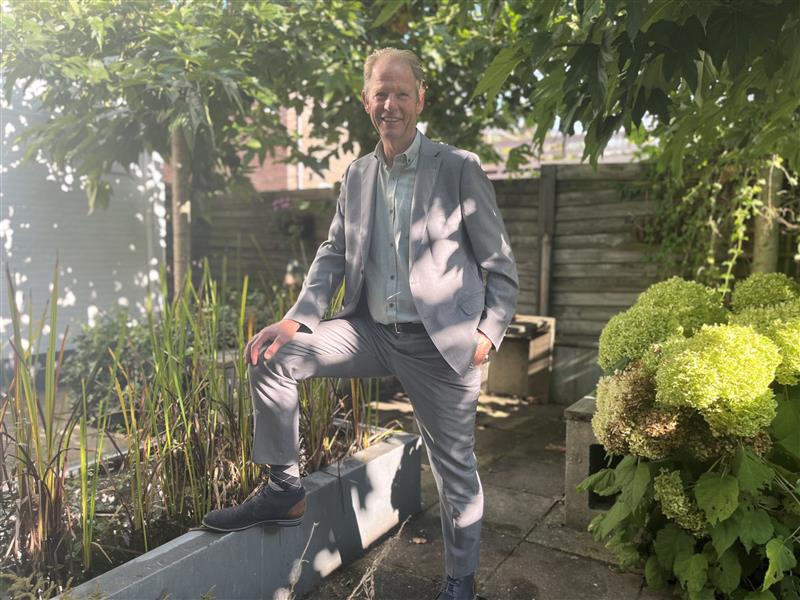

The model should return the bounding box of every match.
[2,263,79,579]
[2,258,392,587]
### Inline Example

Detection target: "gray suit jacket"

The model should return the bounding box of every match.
[285,133,519,376]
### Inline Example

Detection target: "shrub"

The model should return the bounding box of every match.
[593,361,689,460]
[730,272,800,313]
[597,277,726,372]
[61,307,154,425]
[652,470,708,537]
[584,275,800,599]
[654,324,780,437]
[730,299,800,386]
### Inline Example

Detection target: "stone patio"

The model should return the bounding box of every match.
[303,394,672,600]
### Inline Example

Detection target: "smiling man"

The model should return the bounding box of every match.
[202,48,518,600]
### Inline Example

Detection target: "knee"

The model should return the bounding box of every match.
[247,351,295,383]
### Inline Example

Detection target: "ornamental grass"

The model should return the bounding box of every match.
[1,260,388,593]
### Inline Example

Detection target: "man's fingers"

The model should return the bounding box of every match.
[262,337,283,362]
[248,333,268,365]
[249,340,263,366]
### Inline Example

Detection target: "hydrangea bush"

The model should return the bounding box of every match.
[581,274,800,599]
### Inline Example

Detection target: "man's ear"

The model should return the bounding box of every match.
[361,89,369,112]
[416,86,426,114]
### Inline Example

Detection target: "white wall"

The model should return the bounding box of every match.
[0,85,166,370]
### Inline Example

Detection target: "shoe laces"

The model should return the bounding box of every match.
[444,575,462,595]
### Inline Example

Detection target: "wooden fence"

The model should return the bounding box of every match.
[194,162,660,403]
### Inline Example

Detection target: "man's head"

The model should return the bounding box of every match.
[361,48,425,153]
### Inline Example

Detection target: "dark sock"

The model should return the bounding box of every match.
[264,463,301,493]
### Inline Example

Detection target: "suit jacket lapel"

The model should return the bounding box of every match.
[359,156,378,263]
[409,135,442,263]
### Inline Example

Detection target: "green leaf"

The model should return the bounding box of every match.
[645,555,669,589]
[595,499,632,539]
[709,548,742,595]
[619,461,651,511]
[778,575,800,600]
[737,506,774,553]
[744,591,776,600]
[762,538,797,591]
[674,553,709,594]
[711,518,738,556]
[694,472,738,525]
[771,394,800,459]
[613,455,638,488]
[577,467,615,494]
[655,523,696,570]
[625,0,645,41]
[86,179,112,214]
[472,46,523,101]
[689,588,715,600]
[733,448,775,495]
[370,0,406,28]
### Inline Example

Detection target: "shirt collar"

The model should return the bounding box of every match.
[374,130,421,169]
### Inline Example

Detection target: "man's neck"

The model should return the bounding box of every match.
[380,134,415,168]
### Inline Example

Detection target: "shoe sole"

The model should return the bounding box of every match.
[201,517,302,532]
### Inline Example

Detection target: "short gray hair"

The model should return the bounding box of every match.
[363,48,425,92]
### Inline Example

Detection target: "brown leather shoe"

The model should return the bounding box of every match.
[202,485,305,532]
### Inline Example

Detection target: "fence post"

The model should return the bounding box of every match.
[538,165,556,316]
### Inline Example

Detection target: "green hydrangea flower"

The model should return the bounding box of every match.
[731,272,800,313]
[655,324,780,437]
[593,361,690,460]
[730,299,800,385]
[598,278,727,372]
[653,469,709,536]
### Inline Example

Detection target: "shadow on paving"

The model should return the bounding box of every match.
[303,395,671,600]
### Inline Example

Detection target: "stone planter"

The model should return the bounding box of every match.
[63,432,422,600]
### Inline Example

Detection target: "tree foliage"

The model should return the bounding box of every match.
[470,0,800,174]
[1,0,522,292]
[458,0,800,281]
[0,0,518,208]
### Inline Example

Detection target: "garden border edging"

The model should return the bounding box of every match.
[62,432,422,600]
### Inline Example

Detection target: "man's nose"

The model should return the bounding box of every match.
[383,95,395,111]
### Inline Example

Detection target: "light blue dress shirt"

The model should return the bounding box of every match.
[365,130,422,325]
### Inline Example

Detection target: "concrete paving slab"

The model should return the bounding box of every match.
[637,582,675,599]
[481,450,565,499]
[482,485,556,538]
[305,560,439,599]
[474,424,525,465]
[525,500,616,565]
[382,503,519,585]
[479,402,563,435]
[475,395,538,427]
[485,540,645,600]
[305,401,677,600]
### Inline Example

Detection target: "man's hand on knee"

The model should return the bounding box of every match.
[246,319,302,365]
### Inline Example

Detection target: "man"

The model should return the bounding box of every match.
[203,48,518,600]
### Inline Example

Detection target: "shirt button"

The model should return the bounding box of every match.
[389,302,395,308]
[389,242,394,248]
[390,275,395,280]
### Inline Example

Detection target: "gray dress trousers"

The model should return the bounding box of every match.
[248,315,483,578]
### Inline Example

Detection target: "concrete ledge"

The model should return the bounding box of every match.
[564,395,603,529]
[64,432,422,600]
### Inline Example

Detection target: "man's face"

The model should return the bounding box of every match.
[361,56,425,150]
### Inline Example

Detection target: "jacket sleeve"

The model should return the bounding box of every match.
[283,166,350,331]
[459,153,519,350]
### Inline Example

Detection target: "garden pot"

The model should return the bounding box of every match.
[61,431,422,600]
